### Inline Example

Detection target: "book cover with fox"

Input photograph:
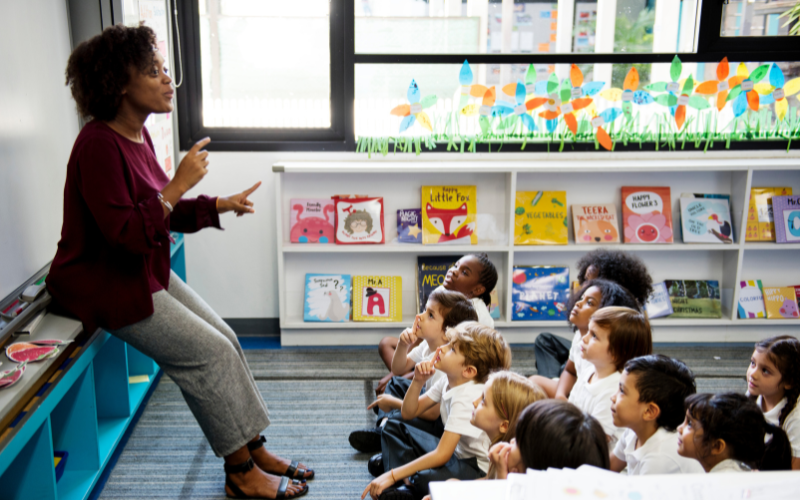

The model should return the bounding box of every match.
[572,204,620,244]
[514,191,568,245]
[421,186,477,245]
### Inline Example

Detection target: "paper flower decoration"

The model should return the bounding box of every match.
[492,81,537,132]
[458,60,489,111]
[756,63,800,121]
[645,55,686,100]
[599,67,654,120]
[390,79,437,132]
[727,63,770,117]
[591,108,622,151]
[671,75,710,130]
[462,86,498,135]
[695,58,744,111]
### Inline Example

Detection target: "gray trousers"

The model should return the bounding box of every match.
[109,270,270,457]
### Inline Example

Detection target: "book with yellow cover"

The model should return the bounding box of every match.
[353,275,403,322]
[421,186,477,245]
[763,287,800,320]
[514,191,568,245]
[746,187,793,241]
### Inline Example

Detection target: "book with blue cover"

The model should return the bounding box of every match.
[397,209,422,243]
[645,282,673,319]
[303,274,351,322]
[511,266,570,321]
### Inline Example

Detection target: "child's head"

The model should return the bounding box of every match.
[509,400,610,472]
[678,392,792,471]
[417,289,478,343]
[435,322,511,383]
[748,335,800,426]
[611,354,696,432]
[575,249,654,306]
[582,307,652,372]
[444,253,498,307]
[471,371,546,444]
[567,279,640,332]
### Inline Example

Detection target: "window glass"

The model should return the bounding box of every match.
[721,0,799,37]
[198,0,331,128]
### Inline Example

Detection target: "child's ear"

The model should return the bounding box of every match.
[472,283,486,299]
[462,364,478,380]
[499,420,509,436]
[709,438,727,457]
[643,402,661,423]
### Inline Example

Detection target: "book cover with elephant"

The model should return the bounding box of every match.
[333,197,385,244]
[621,187,673,244]
[289,199,335,244]
[515,191,568,245]
[421,186,477,245]
[353,275,402,322]
[303,274,351,322]
[572,204,620,244]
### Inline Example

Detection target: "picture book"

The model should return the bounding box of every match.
[794,285,800,308]
[572,204,620,244]
[421,186,477,245]
[621,187,673,243]
[514,191,568,245]
[645,282,673,319]
[290,199,335,244]
[664,280,722,318]
[333,197,385,244]
[303,274,351,322]
[737,280,766,319]
[772,195,800,243]
[353,275,402,322]
[416,255,459,313]
[489,289,500,320]
[397,209,422,243]
[679,197,734,244]
[680,193,735,242]
[511,267,570,321]
[746,187,793,241]
[763,287,800,320]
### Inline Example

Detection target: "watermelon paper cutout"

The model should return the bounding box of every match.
[0,362,27,389]
[28,339,72,346]
[6,342,60,363]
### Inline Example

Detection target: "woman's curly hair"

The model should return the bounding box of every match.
[575,249,654,307]
[65,24,157,121]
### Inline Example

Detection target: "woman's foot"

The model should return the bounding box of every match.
[226,460,307,499]
[249,437,315,481]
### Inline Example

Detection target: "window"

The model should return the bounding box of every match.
[176,0,800,152]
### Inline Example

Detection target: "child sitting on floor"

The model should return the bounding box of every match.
[568,306,652,446]
[376,254,498,395]
[530,279,640,399]
[349,289,478,453]
[362,322,511,500]
[609,354,704,474]
[677,392,792,472]
[745,335,800,470]
[488,399,611,476]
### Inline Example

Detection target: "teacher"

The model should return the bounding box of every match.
[47,24,310,500]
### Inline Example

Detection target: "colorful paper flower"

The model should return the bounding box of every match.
[727,63,770,117]
[598,67,654,120]
[390,79,437,132]
[492,81,538,132]
[624,213,673,243]
[591,108,622,151]
[694,58,744,111]
[458,60,489,111]
[756,63,800,121]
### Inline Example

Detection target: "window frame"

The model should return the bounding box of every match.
[176,0,800,152]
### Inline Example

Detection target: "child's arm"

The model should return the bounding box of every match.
[390,319,420,376]
[401,361,439,420]
[554,360,578,401]
[609,453,626,473]
[362,431,460,500]
[366,394,403,413]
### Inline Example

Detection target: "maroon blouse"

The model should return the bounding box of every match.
[47,121,220,333]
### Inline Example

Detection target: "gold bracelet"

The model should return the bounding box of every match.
[391,468,396,483]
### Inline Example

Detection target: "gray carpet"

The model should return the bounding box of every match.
[97,344,751,500]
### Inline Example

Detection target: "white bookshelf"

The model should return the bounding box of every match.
[273,155,800,346]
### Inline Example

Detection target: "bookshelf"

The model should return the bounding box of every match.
[273,155,800,346]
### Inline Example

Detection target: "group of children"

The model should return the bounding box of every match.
[347,251,800,500]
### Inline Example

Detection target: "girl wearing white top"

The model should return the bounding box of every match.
[746,335,800,470]
[677,392,792,472]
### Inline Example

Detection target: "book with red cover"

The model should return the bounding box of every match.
[332,197,385,244]
[621,187,673,243]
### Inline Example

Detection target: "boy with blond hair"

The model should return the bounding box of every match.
[362,322,511,500]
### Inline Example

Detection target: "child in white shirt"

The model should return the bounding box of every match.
[609,354,704,475]
[568,306,652,446]
[745,335,800,470]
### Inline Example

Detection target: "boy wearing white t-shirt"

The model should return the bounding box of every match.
[362,322,511,500]
[610,354,704,475]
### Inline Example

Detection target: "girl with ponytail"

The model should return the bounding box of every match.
[746,335,800,470]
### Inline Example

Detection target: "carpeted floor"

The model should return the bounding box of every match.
[97,344,750,500]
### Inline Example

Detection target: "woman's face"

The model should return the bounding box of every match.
[122,50,174,115]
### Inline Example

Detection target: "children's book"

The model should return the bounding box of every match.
[416,255,459,313]
[572,204,620,244]
[737,280,766,319]
[421,186,477,245]
[621,187,673,243]
[746,187,793,241]
[397,209,422,243]
[664,280,722,318]
[303,274,351,322]
[645,282,673,319]
[511,267,570,321]
[679,197,734,244]
[353,275,402,322]
[772,195,800,244]
[333,197,385,244]
[489,289,500,320]
[763,287,800,320]
[290,199,335,244]
[680,193,735,242]
[514,191,568,245]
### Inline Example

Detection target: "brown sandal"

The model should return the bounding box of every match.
[224,457,308,499]
[248,436,315,481]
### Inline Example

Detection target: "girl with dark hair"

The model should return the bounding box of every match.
[746,335,800,469]
[48,25,309,499]
[678,392,792,472]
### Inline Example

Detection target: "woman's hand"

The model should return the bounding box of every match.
[362,471,395,500]
[173,137,211,193]
[218,182,262,216]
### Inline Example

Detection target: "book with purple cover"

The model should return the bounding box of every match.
[397,209,422,243]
